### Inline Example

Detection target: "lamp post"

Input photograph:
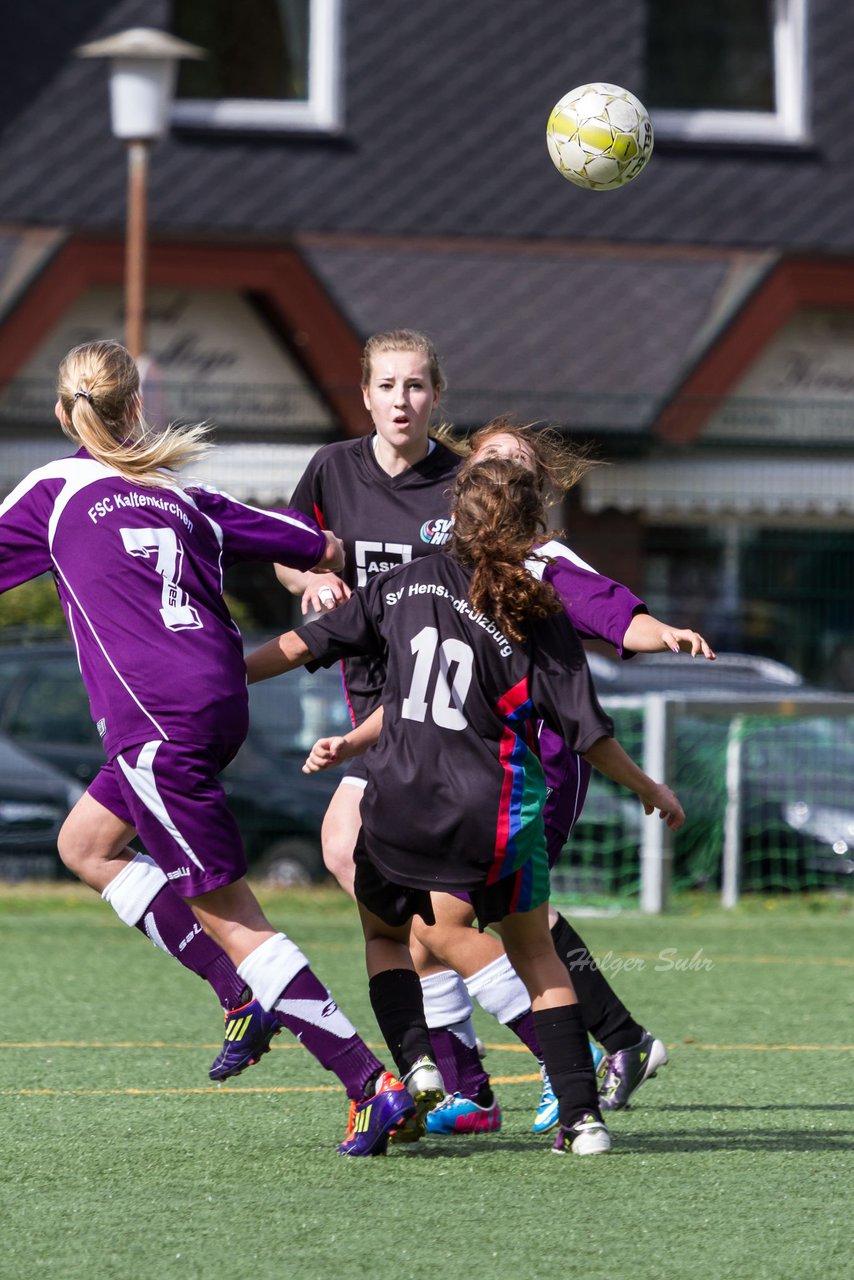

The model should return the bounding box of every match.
[77,28,204,360]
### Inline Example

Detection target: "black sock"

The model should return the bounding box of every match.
[368,968,434,1079]
[533,1004,601,1129]
[551,912,644,1053]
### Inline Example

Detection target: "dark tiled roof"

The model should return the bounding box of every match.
[297,235,767,431]
[0,227,67,319]
[0,0,851,252]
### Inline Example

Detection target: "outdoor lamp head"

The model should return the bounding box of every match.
[76,28,205,141]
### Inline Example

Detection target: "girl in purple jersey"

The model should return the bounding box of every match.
[246,455,686,1156]
[0,339,419,1156]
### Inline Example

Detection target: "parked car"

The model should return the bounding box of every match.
[0,730,83,881]
[0,642,353,884]
[562,652,854,895]
[587,649,805,695]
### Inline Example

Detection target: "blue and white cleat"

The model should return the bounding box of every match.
[533,1041,604,1134]
[425,1092,502,1135]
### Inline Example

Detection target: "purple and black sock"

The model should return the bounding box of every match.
[507,1009,543,1061]
[275,965,383,1101]
[136,885,247,1010]
[430,1026,491,1103]
[550,912,643,1053]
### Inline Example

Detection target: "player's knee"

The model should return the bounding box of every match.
[320,820,356,895]
[56,810,87,873]
[320,784,362,896]
[57,805,131,881]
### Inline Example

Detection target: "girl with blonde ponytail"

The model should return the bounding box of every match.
[1,341,421,1158]
[55,339,210,485]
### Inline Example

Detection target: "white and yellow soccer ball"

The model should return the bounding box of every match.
[546,83,654,191]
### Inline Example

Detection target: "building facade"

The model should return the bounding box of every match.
[1,1,854,679]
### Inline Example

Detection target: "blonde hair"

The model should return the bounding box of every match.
[465,417,598,498]
[450,454,561,643]
[360,329,458,445]
[360,329,445,391]
[56,340,211,487]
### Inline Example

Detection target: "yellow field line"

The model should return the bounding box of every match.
[0,1074,542,1098]
[681,1043,854,1051]
[3,1046,853,1099]
[619,951,854,967]
[483,1041,854,1053]
[1,1040,851,1053]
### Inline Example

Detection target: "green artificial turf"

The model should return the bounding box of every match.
[2,885,851,1280]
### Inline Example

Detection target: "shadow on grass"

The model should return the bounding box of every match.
[391,1127,854,1158]
[613,1129,854,1154]
[391,1137,560,1158]
[654,1103,854,1113]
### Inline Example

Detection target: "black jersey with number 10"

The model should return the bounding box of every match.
[296,554,613,894]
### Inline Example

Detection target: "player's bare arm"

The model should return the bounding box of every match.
[582,736,685,830]
[623,612,716,660]
[245,630,313,684]
[303,707,384,774]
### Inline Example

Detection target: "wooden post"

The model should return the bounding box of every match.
[125,139,150,359]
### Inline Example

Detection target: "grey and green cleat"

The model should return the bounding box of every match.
[388,1055,445,1145]
[598,1031,668,1111]
[551,1113,611,1156]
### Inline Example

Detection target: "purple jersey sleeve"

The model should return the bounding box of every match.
[187,487,326,571]
[534,540,646,655]
[527,539,644,847]
[0,473,61,591]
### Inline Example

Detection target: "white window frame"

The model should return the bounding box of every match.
[170,0,344,135]
[650,0,809,147]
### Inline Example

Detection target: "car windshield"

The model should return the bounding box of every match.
[247,665,353,755]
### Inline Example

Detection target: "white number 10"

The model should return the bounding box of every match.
[401,626,472,731]
[120,527,202,631]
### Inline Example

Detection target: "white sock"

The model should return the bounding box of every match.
[465,954,531,1025]
[237,933,309,1011]
[421,969,478,1047]
[100,852,167,926]
[421,969,474,1027]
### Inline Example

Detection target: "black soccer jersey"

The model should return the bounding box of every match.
[289,435,460,725]
[296,554,613,896]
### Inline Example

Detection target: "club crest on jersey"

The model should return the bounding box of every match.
[420,516,453,546]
